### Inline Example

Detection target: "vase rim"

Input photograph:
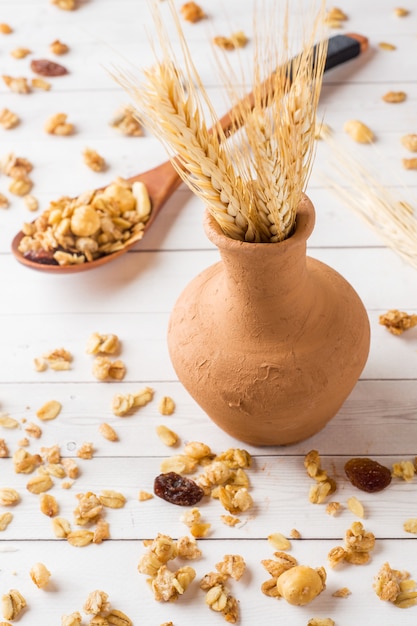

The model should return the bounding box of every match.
[203,193,315,251]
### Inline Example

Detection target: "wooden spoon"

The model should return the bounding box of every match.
[11,33,368,274]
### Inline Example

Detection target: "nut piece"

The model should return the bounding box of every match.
[27,473,54,494]
[2,75,31,93]
[180,2,206,22]
[213,31,248,50]
[1,589,27,620]
[83,148,107,172]
[50,39,69,55]
[30,562,51,588]
[382,91,406,103]
[401,134,417,152]
[156,425,179,447]
[0,23,13,34]
[158,396,176,416]
[110,105,143,136]
[0,108,20,129]
[83,590,110,615]
[267,532,291,551]
[379,309,417,335]
[10,47,31,59]
[402,158,417,170]
[86,332,120,355]
[0,512,13,530]
[36,400,62,421]
[0,488,20,506]
[347,496,365,518]
[51,0,77,9]
[99,422,119,442]
[45,113,74,136]
[276,565,326,606]
[344,119,374,143]
[112,387,154,416]
[40,494,59,517]
[99,490,126,509]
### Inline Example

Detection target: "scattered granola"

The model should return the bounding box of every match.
[0,488,20,506]
[83,148,107,172]
[30,562,51,588]
[50,39,69,55]
[392,459,415,481]
[32,77,51,90]
[402,157,417,170]
[344,119,374,143]
[379,309,417,334]
[112,387,154,416]
[110,105,143,136]
[403,518,417,534]
[307,619,335,626]
[378,41,396,50]
[332,586,351,598]
[324,6,348,28]
[40,493,59,517]
[156,424,179,447]
[200,555,245,623]
[0,23,13,34]
[0,108,20,129]
[394,7,409,16]
[382,90,406,103]
[92,356,126,381]
[45,112,75,135]
[36,400,62,421]
[347,496,365,518]
[328,521,375,568]
[138,490,154,501]
[86,332,120,355]
[401,134,417,152]
[213,31,248,50]
[374,562,417,608]
[1,589,26,620]
[0,413,20,429]
[11,47,31,59]
[304,450,336,504]
[326,501,342,516]
[0,512,13,530]
[158,396,176,416]
[24,194,39,212]
[2,75,31,93]
[99,422,119,442]
[180,2,206,22]
[51,0,77,9]
[76,442,94,459]
[267,532,291,551]
[0,193,9,209]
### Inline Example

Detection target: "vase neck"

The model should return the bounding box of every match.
[203,195,315,332]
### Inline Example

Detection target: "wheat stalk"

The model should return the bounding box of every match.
[112,0,327,242]
[321,138,417,270]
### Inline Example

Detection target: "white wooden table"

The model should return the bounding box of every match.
[0,1,416,624]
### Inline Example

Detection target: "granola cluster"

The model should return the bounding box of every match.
[328,521,376,567]
[374,562,417,608]
[138,533,200,602]
[379,309,417,335]
[18,177,151,265]
[200,555,246,623]
[261,552,326,606]
[304,449,337,504]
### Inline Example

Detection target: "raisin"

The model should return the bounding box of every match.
[345,457,392,493]
[23,250,58,265]
[154,471,204,506]
[30,59,68,77]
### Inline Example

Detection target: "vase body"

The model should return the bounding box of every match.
[167,195,370,446]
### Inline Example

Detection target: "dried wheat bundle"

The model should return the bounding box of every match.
[113,0,327,242]
[322,138,417,270]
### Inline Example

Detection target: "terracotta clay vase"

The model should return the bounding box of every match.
[167,195,370,446]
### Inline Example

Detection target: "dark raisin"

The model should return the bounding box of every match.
[154,471,204,506]
[345,457,392,493]
[30,59,68,77]
[23,250,58,265]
